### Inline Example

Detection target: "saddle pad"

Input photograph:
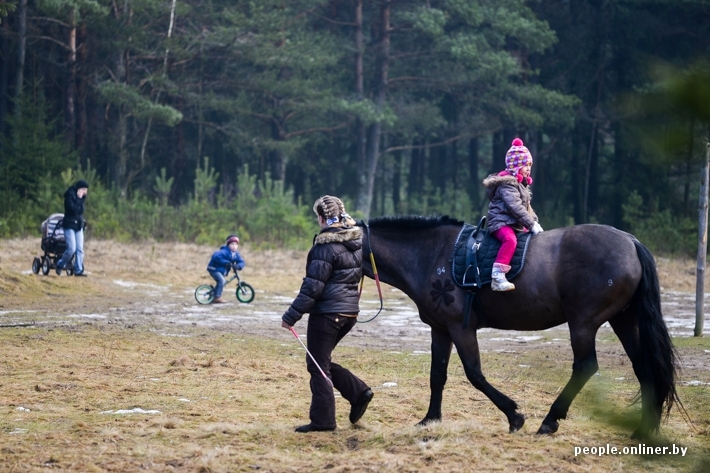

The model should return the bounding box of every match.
[450,224,532,288]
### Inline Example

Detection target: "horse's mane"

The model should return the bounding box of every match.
[359,215,465,231]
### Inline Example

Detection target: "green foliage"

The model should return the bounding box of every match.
[0,1,16,22]
[193,157,219,205]
[1,163,316,248]
[0,93,75,237]
[37,0,108,17]
[622,191,697,256]
[97,82,183,126]
[153,168,174,207]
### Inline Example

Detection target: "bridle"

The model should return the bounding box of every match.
[358,221,384,323]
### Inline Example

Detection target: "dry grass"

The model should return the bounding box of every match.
[0,238,709,472]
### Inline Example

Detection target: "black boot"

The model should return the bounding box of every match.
[349,389,374,424]
[295,423,335,433]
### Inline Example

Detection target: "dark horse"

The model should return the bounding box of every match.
[358,215,679,439]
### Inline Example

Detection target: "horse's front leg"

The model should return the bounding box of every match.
[538,327,598,435]
[417,327,452,426]
[452,328,525,433]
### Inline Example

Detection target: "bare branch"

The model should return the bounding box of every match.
[29,34,71,51]
[285,122,349,139]
[383,134,471,154]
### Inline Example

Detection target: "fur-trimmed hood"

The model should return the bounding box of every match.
[482,172,520,189]
[314,226,363,245]
[282,225,363,325]
[482,171,537,233]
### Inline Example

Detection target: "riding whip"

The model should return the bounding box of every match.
[289,327,333,387]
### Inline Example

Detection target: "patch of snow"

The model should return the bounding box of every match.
[682,380,709,386]
[100,408,162,415]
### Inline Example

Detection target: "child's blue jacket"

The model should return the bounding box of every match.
[207,246,245,275]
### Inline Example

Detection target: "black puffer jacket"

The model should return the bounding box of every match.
[62,184,86,231]
[282,226,363,326]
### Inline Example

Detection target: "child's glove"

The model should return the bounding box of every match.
[531,222,544,235]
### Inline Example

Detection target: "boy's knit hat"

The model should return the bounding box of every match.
[505,138,533,176]
[225,235,240,245]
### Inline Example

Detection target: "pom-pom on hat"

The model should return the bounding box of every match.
[505,138,533,176]
[225,235,240,245]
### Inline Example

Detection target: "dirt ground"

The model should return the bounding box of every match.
[1,238,708,360]
[1,237,709,472]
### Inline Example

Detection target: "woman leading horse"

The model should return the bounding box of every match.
[358,215,679,439]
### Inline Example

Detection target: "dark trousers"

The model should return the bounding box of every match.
[306,313,369,428]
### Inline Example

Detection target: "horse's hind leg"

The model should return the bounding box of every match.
[419,328,453,425]
[452,330,525,433]
[538,327,599,434]
[609,310,659,439]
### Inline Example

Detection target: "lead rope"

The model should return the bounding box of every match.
[358,221,384,323]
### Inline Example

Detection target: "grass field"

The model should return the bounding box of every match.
[0,238,709,472]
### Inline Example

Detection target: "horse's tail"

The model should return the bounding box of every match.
[632,239,680,431]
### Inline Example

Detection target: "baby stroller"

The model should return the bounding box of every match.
[31,213,74,276]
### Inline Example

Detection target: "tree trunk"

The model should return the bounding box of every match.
[76,22,88,160]
[696,141,710,337]
[354,0,368,213]
[113,1,129,194]
[269,118,286,181]
[140,0,177,169]
[66,8,77,150]
[392,148,402,212]
[14,0,27,120]
[408,141,423,205]
[0,18,9,139]
[468,138,480,210]
[359,1,390,219]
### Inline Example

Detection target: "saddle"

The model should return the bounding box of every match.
[450,217,532,289]
[449,216,532,329]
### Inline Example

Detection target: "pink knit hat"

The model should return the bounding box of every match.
[505,138,533,176]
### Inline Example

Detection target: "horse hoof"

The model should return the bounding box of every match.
[416,417,440,427]
[537,421,558,435]
[508,413,525,432]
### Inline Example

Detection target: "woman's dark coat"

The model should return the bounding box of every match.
[62,183,86,231]
[282,226,363,326]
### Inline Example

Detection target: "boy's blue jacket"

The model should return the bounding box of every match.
[207,245,245,275]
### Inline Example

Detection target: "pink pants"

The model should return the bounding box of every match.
[492,226,518,265]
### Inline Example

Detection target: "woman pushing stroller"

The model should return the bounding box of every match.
[56,180,89,276]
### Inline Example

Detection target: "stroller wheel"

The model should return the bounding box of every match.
[41,256,50,275]
[32,257,41,274]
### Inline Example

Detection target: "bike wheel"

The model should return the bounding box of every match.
[236,282,255,303]
[32,257,41,274]
[195,284,215,304]
[41,256,50,275]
